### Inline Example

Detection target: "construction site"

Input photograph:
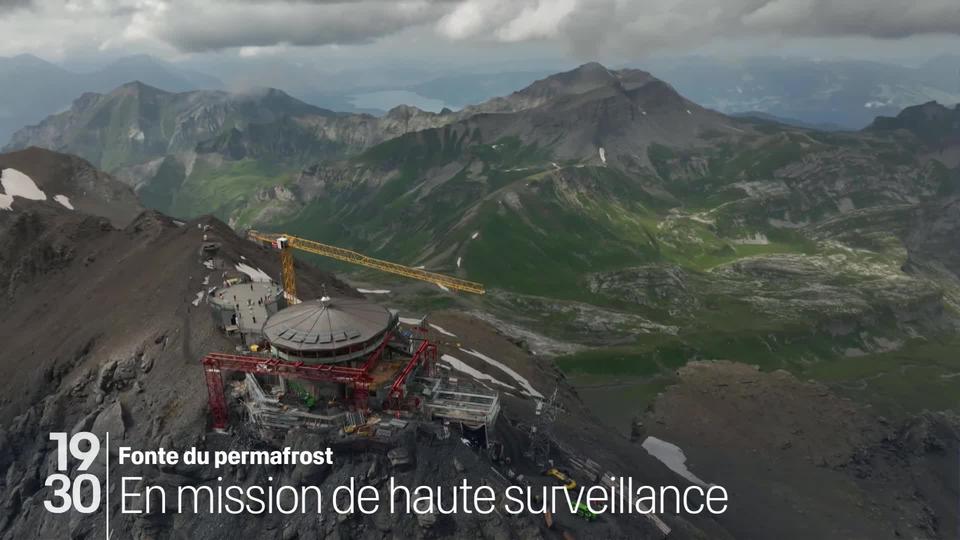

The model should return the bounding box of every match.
[201,232,502,446]
[194,230,673,537]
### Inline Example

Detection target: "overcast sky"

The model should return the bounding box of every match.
[1,0,959,67]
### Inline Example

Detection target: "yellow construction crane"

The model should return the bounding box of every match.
[248,231,486,299]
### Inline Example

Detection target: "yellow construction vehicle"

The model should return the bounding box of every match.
[247,231,485,300]
[544,468,577,490]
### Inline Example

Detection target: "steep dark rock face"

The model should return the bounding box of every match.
[904,194,960,280]
[868,101,960,147]
[868,101,960,167]
[0,208,107,300]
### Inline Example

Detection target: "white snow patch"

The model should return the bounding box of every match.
[0,194,12,211]
[2,168,46,202]
[429,324,457,337]
[191,291,205,307]
[686,109,692,115]
[733,232,770,245]
[471,231,480,240]
[459,348,543,398]
[456,256,462,268]
[599,147,607,164]
[202,276,210,285]
[436,283,450,292]
[642,436,707,486]
[414,265,426,270]
[53,194,74,210]
[768,217,809,229]
[688,214,715,225]
[440,354,515,390]
[235,263,273,282]
[128,127,145,142]
[399,317,424,326]
[203,260,216,269]
[357,288,391,295]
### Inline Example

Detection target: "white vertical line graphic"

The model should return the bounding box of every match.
[105,432,111,540]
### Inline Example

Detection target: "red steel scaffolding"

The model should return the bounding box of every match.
[202,331,436,431]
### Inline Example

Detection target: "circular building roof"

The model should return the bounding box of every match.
[263,297,395,354]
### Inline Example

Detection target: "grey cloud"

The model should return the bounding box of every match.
[0,0,32,8]
[437,0,960,58]
[157,1,448,51]
[739,0,960,38]
[3,0,959,58]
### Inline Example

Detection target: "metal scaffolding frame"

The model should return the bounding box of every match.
[201,329,428,431]
[421,378,501,427]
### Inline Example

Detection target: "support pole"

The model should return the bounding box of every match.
[203,357,228,431]
[280,245,298,304]
[353,380,371,412]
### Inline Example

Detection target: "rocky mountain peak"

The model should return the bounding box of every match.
[868,100,960,147]
[551,61,618,86]
[385,104,431,119]
[464,62,662,117]
[109,80,169,98]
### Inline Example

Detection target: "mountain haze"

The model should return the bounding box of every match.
[0,54,223,144]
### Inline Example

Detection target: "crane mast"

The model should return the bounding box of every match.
[248,231,486,297]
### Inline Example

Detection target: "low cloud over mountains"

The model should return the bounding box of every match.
[3,0,960,58]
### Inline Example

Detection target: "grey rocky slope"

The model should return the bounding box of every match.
[0,147,142,228]
[644,361,959,539]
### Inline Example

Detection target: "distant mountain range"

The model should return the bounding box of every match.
[0,54,223,144]
[4,53,960,149]
[645,55,960,130]
[4,80,455,220]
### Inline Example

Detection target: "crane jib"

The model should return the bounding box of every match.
[250,231,485,295]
